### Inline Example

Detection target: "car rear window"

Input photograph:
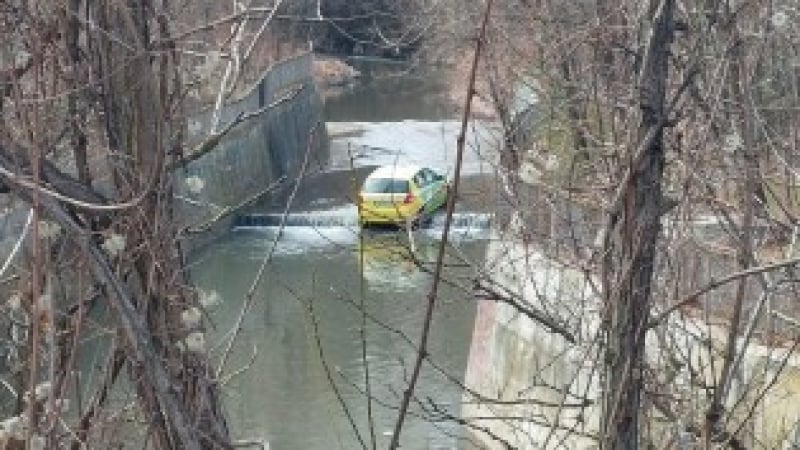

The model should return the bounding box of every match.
[363,178,409,194]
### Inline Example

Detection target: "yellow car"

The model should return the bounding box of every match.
[358,165,449,226]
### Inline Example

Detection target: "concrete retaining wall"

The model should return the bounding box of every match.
[463,219,600,449]
[463,213,800,449]
[176,53,328,250]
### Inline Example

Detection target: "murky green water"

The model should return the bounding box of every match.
[192,231,483,449]
[323,60,456,122]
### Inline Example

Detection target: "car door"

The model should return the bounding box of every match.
[412,170,432,212]
[422,169,447,211]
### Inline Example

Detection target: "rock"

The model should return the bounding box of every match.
[312,57,361,88]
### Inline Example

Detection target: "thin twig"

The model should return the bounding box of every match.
[306,285,368,450]
[183,175,287,234]
[210,1,250,131]
[388,1,494,447]
[0,208,32,279]
[650,253,800,327]
[349,146,377,450]
[27,56,43,447]
[172,85,304,171]
[241,0,285,68]
[219,344,258,386]
[215,122,321,377]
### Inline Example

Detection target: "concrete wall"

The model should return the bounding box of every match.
[463,218,601,449]
[463,213,800,449]
[176,53,328,249]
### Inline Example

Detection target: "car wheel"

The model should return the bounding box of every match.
[416,209,433,228]
[409,215,420,230]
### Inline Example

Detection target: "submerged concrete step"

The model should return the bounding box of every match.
[233,212,492,230]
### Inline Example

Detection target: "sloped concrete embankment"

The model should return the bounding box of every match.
[176,53,329,251]
[463,214,800,449]
[463,216,601,449]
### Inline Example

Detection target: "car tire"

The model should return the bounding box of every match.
[417,209,433,229]
[409,215,421,230]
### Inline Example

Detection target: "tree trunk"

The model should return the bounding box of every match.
[65,0,91,186]
[601,1,674,449]
[91,2,231,448]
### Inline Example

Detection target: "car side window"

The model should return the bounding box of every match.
[422,169,437,185]
[413,171,427,188]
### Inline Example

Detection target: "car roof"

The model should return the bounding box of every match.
[366,165,422,180]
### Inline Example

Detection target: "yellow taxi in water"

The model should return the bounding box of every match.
[358,165,449,226]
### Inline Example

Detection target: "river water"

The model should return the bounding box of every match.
[190,63,495,449]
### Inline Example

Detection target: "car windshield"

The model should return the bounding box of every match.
[363,178,409,194]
